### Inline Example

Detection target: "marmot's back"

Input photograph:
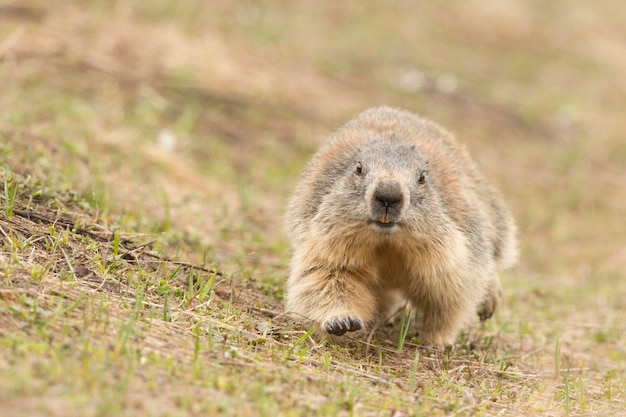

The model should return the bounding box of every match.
[284,106,517,345]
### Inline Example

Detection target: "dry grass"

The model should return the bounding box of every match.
[1,1,626,416]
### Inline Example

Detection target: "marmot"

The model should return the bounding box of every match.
[284,107,518,346]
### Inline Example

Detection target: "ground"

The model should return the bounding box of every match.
[1,1,626,416]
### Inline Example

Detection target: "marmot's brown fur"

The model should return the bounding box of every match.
[284,107,518,346]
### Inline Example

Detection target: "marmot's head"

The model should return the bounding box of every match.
[323,138,440,237]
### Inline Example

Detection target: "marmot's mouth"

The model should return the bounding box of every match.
[370,220,399,232]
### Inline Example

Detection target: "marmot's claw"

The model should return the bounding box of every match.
[324,316,363,336]
[478,311,493,321]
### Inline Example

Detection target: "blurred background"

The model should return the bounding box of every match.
[2,0,625,338]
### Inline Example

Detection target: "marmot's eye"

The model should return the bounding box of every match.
[418,170,427,184]
[355,161,363,175]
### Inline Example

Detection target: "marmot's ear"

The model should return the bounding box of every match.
[410,145,416,151]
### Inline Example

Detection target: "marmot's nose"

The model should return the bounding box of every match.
[374,187,403,209]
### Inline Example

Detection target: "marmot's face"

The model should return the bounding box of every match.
[339,139,434,235]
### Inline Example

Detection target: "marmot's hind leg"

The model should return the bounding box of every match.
[477,272,502,321]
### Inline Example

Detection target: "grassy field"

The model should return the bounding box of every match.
[1,1,626,416]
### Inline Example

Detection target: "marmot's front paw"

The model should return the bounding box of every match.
[323,316,363,336]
